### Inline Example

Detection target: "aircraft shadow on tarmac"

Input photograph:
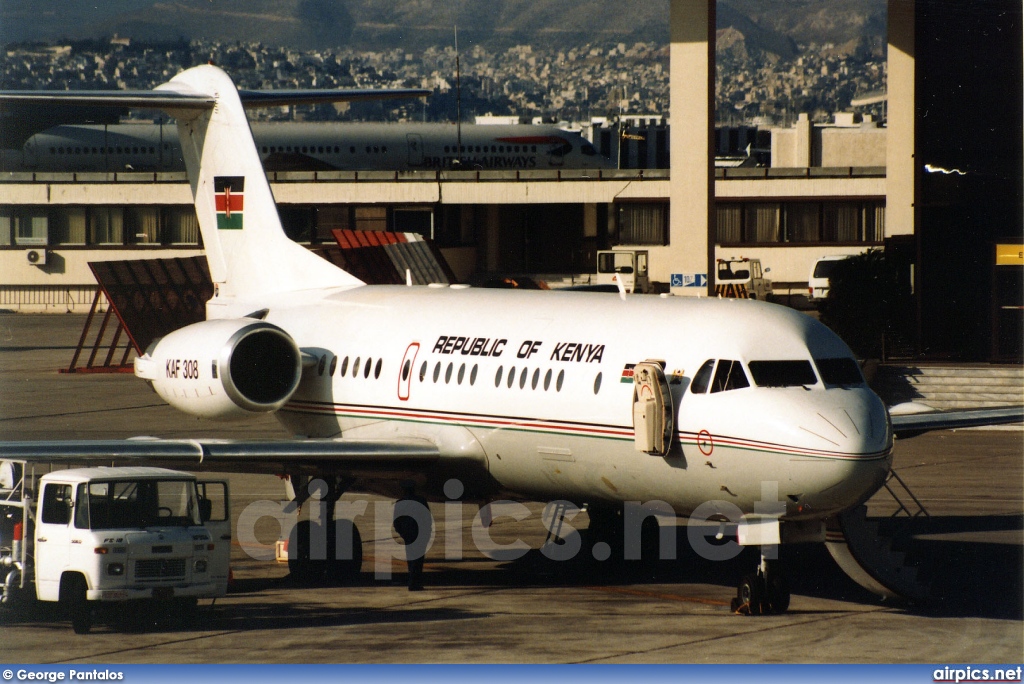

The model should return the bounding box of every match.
[1,515,1018,634]
[265,512,1021,623]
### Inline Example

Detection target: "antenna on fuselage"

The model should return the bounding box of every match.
[454,23,463,169]
[614,274,627,301]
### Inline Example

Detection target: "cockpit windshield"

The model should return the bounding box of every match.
[748,360,818,388]
[815,357,864,386]
[689,359,750,394]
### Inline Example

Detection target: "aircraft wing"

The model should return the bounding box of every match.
[889,406,1024,438]
[0,438,439,475]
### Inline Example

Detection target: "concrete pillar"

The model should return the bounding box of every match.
[887,0,916,236]
[666,0,715,295]
[794,112,814,167]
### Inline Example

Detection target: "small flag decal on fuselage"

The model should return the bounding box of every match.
[621,363,636,383]
[215,176,245,230]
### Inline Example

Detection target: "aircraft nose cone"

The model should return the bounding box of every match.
[799,389,891,456]
[786,388,892,517]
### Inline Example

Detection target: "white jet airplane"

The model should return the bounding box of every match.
[2,65,1020,614]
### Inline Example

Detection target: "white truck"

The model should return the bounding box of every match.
[0,461,230,633]
[594,250,651,294]
[714,257,772,300]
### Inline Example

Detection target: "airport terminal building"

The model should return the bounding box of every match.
[1,0,1021,363]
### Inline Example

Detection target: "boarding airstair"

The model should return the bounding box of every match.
[825,468,930,601]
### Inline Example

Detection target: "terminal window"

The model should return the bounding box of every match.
[717,200,884,246]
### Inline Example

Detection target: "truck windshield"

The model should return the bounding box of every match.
[717,262,750,282]
[78,479,201,530]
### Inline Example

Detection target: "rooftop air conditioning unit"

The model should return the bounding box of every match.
[25,249,47,266]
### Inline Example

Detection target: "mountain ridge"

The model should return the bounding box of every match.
[1,0,884,55]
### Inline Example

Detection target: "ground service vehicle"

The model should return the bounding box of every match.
[0,462,229,633]
[808,255,853,303]
[594,250,651,293]
[714,258,772,299]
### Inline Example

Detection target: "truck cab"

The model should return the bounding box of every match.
[1,464,229,633]
[715,257,772,300]
[595,250,650,294]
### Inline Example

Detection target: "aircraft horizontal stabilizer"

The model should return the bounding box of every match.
[237,88,430,108]
[0,87,428,110]
[0,89,215,109]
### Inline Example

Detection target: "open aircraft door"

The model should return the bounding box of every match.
[632,360,674,456]
[398,342,420,401]
[406,134,424,166]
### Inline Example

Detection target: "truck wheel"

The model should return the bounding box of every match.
[61,575,91,634]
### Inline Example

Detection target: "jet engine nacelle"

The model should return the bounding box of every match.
[134,318,301,420]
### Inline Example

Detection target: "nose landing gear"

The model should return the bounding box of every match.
[731,547,790,615]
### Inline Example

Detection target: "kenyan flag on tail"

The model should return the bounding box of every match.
[215,176,245,230]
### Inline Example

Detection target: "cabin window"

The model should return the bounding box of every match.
[374,358,382,379]
[815,358,864,386]
[748,360,818,388]
[556,370,565,392]
[363,358,373,378]
[519,367,528,389]
[317,356,326,376]
[544,369,552,391]
[352,357,361,378]
[445,362,454,384]
[341,357,350,377]
[593,372,603,394]
[433,362,441,383]
[711,360,750,393]
[402,359,411,382]
[507,366,516,389]
[419,360,428,382]
[495,366,503,387]
[457,363,466,385]
[531,368,540,390]
[329,356,337,376]
[470,364,478,385]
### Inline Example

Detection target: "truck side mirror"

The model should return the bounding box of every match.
[199,497,212,523]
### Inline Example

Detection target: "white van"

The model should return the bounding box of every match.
[808,255,852,303]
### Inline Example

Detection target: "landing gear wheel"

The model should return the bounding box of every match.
[325,520,363,585]
[289,519,363,586]
[765,572,790,614]
[61,575,92,634]
[288,519,324,585]
[734,573,766,615]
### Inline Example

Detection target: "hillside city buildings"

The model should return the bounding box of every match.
[1,37,887,126]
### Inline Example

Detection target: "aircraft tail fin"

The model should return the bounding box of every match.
[1,66,431,316]
[161,66,363,312]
